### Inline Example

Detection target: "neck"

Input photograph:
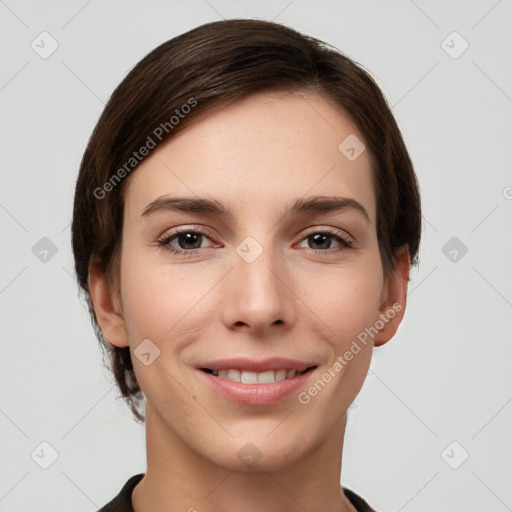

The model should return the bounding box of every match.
[132,403,357,512]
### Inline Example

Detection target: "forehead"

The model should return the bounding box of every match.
[123,91,376,224]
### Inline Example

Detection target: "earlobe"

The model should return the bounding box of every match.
[87,262,130,348]
[373,245,410,347]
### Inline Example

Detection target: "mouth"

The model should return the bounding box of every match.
[198,365,318,406]
[200,366,317,384]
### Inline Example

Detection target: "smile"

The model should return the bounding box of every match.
[201,367,313,384]
[197,359,318,405]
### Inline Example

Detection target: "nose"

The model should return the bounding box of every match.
[221,241,296,338]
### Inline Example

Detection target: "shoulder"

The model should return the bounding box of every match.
[343,486,379,512]
[95,475,377,512]
[97,473,145,512]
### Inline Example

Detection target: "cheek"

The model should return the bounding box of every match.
[301,258,383,395]
[119,232,385,346]
[304,260,384,340]
[297,273,381,417]
[119,250,189,337]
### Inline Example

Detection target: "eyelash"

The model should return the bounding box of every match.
[156,227,354,257]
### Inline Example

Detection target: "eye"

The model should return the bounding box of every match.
[156,226,354,257]
[157,228,217,256]
[297,229,354,252]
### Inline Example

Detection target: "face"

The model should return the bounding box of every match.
[92,90,408,472]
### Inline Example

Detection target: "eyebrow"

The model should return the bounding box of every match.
[142,194,370,223]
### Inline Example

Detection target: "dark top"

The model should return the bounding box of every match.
[97,473,378,511]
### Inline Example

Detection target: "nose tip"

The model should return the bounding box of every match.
[224,253,294,335]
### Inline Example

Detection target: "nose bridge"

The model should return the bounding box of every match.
[236,233,283,302]
[223,233,294,331]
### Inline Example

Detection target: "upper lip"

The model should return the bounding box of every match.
[198,357,318,373]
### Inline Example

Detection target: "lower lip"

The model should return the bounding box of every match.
[197,368,315,406]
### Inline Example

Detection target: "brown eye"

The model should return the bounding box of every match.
[174,232,204,250]
[298,230,354,252]
[157,228,217,256]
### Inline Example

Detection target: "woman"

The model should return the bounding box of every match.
[72,18,421,512]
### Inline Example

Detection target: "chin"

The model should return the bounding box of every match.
[205,434,312,473]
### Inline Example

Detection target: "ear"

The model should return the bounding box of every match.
[373,245,410,347]
[88,261,130,348]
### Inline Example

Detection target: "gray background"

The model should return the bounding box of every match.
[1,1,511,511]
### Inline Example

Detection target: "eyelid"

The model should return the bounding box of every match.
[300,225,355,244]
[156,224,356,256]
[158,225,354,244]
[156,226,220,258]
[158,225,218,241]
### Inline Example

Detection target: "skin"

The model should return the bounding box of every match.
[89,91,410,512]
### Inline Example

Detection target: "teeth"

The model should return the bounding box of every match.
[257,370,275,384]
[227,369,241,381]
[275,369,287,381]
[212,368,304,384]
[241,371,258,384]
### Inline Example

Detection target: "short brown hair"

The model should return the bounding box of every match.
[72,18,421,422]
